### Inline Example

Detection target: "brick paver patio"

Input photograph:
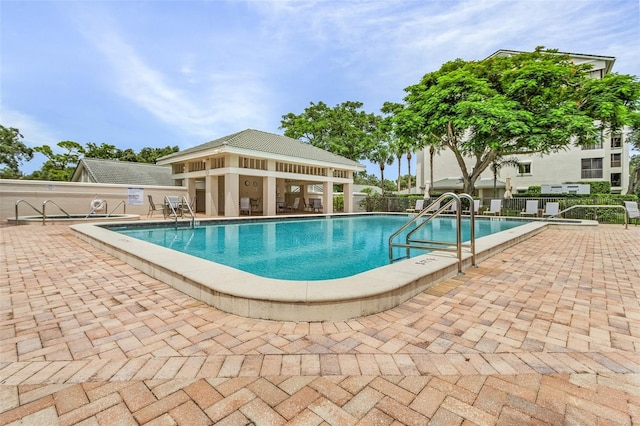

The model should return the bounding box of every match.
[1,223,639,425]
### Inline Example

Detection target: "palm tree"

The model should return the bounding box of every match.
[368,143,395,194]
[490,157,520,196]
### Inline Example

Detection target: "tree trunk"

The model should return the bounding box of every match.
[429,146,434,186]
[407,152,412,194]
[397,155,402,192]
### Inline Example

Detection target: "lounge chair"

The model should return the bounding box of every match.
[276,197,286,212]
[624,201,639,225]
[444,202,457,214]
[287,197,300,212]
[147,195,164,218]
[485,199,502,216]
[520,200,539,217]
[425,200,441,213]
[406,199,424,213]
[310,198,323,212]
[240,197,251,215]
[542,202,559,218]
[463,199,480,215]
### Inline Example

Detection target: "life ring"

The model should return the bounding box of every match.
[90,199,105,211]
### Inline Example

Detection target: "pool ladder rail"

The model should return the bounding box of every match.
[165,195,197,228]
[388,192,477,274]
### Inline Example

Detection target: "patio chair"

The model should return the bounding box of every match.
[542,202,559,218]
[444,201,457,214]
[520,200,539,217]
[287,197,300,212]
[406,199,424,213]
[147,195,164,218]
[310,198,323,212]
[165,196,183,218]
[485,199,502,216]
[276,197,286,213]
[240,197,251,215]
[624,201,639,225]
[463,199,480,215]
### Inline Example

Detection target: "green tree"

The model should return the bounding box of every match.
[367,139,394,194]
[398,47,640,195]
[31,141,84,181]
[280,101,379,161]
[84,142,122,159]
[137,146,179,163]
[0,125,33,178]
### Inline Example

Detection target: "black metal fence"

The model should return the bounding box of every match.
[360,196,633,224]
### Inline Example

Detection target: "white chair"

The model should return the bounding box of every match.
[406,199,424,213]
[542,202,559,218]
[463,199,480,215]
[165,196,183,218]
[485,199,502,216]
[444,202,457,214]
[147,195,164,218]
[276,197,286,212]
[520,200,539,217]
[310,198,323,212]
[240,197,251,215]
[624,201,639,225]
[287,197,300,212]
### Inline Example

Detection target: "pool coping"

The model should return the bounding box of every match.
[70,215,581,321]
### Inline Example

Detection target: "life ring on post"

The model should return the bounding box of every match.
[90,199,105,211]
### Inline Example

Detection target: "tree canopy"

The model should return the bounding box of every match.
[0,125,33,179]
[0,126,180,181]
[391,47,640,194]
[280,101,380,162]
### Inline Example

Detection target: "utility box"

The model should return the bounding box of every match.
[541,184,590,195]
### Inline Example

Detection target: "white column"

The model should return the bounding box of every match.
[343,182,353,213]
[265,176,277,216]
[323,181,333,214]
[225,172,239,217]
[205,175,219,216]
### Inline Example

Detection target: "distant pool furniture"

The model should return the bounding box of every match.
[521,200,539,217]
[240,197,251,215]
[444,202,457,214]
[287,197,301,212]
[625,201,639,225]
[463,199,480,215]
[485,199,502,216]
[147,195,164,218]
[165,196,183,218]
[542,202,560,218]
[276,197,286,213]
[309,198,323,212]
[406,199,424,213]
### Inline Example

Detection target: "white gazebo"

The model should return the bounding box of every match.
[156,129,366,217]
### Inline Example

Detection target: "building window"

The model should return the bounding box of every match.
[611,153,621,168]
[611,134,622,149]
[581,140,603,150]
[581,158,603,179]
[517,162,531,175]
[610,173,621,187]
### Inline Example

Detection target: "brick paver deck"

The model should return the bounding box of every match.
[1,223,639,425]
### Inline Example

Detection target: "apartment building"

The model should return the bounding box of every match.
[415,50,631,196]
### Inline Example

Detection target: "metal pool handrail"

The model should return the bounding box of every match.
[42,200,71,225]
[14,200,43,225]
[388,192,476,274]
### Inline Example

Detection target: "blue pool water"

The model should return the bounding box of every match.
[114,215,526,280]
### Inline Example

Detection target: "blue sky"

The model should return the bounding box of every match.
[2,0,639,178]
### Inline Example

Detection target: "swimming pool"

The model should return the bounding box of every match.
[114,215,526,280]
[72,213,552,321]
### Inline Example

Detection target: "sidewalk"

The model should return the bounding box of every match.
[1,223,639,425]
